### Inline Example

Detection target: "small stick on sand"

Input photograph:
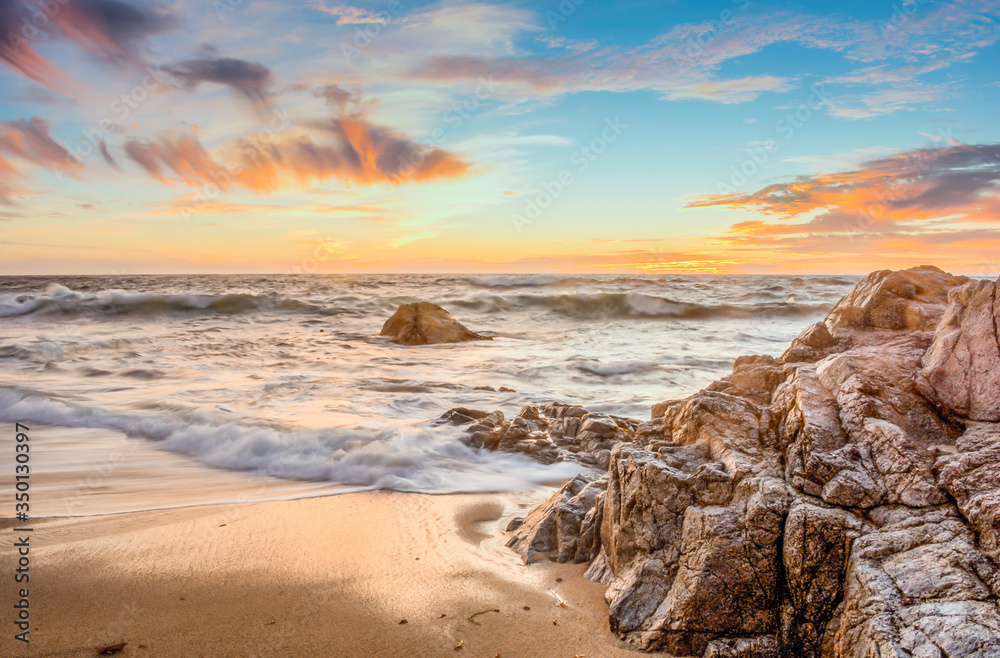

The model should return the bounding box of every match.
[467,608,501,625]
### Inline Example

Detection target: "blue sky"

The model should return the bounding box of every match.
[1,0,999,274]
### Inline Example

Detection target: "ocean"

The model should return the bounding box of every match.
[0,274,858,515]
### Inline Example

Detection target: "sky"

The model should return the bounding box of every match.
[0,0,998,275]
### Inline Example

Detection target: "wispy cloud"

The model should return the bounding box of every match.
[0,0,175,91]
[308,2,389,25]
[0,117,83,202]
[406,2,1000,112]
[122,116,470,192]
[164,56,274,110]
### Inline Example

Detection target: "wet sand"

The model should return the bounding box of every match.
[0,492,652,657]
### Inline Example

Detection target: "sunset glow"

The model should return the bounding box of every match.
[0,0,998,274]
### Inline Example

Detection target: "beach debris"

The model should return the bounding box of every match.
[522,605,530,610]
[557,601,567,608]
[96,643,127,655]
[438,613,447,619]
[219,523,227,527]
[454,639,464,650]
[380,302,492,346]
[467,608,500,625]
[399,619,408,625]
[555,577,563,583]
[265,621,275,626]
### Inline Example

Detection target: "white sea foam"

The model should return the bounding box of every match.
[0,387,580,493]
[0,272,857,511]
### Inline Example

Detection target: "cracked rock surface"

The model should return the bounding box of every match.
[450,265,1000,657]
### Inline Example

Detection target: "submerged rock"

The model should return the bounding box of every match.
[380,302,491,346]
[492,266,1000,657]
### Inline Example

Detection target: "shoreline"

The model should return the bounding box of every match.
[0,492,650,657]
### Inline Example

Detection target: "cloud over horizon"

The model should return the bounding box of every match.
[688,142,1000,253]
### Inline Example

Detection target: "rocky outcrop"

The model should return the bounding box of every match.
[505,472,607,564]
[441,402,637,467]
[380,301,491,345]
[915,279,1000,421]
[496,266,1000,657]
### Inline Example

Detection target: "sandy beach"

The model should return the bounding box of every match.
[0,492,648,658]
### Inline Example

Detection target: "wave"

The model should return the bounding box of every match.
[464,275,569,287]
[0,283,334,319]
[2,282,834,324]
[575,360,660,376]
[0,387,579,493]
[454,291,829,320]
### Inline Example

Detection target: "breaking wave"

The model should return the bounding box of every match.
[0,283,333,319]
[454,291,827,320]
[0,386,579,492]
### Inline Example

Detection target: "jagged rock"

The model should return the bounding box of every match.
[641,477,789,655]
[496,266,1000,657]
[438,407,489,424]
[781,502,864,655]
[824,506,1000,656]
[445,402,637,466]
[704,636,780,657]
[506,473,607,564]
[380,301,491,345]
[707,355,785,405]
[824,265,968,336]
[937,423,1000,566]
[916,278,1000,421]
[783,322,839,363]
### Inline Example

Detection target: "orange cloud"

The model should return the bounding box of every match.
[0,117,83,202]
[123,117,470,194]
[689,143,1000,239]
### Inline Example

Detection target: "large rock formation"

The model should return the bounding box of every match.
[491,266,1000,657]
[380,301,491,345]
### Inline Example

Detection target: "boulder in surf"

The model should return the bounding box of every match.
[380,302,492,346]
